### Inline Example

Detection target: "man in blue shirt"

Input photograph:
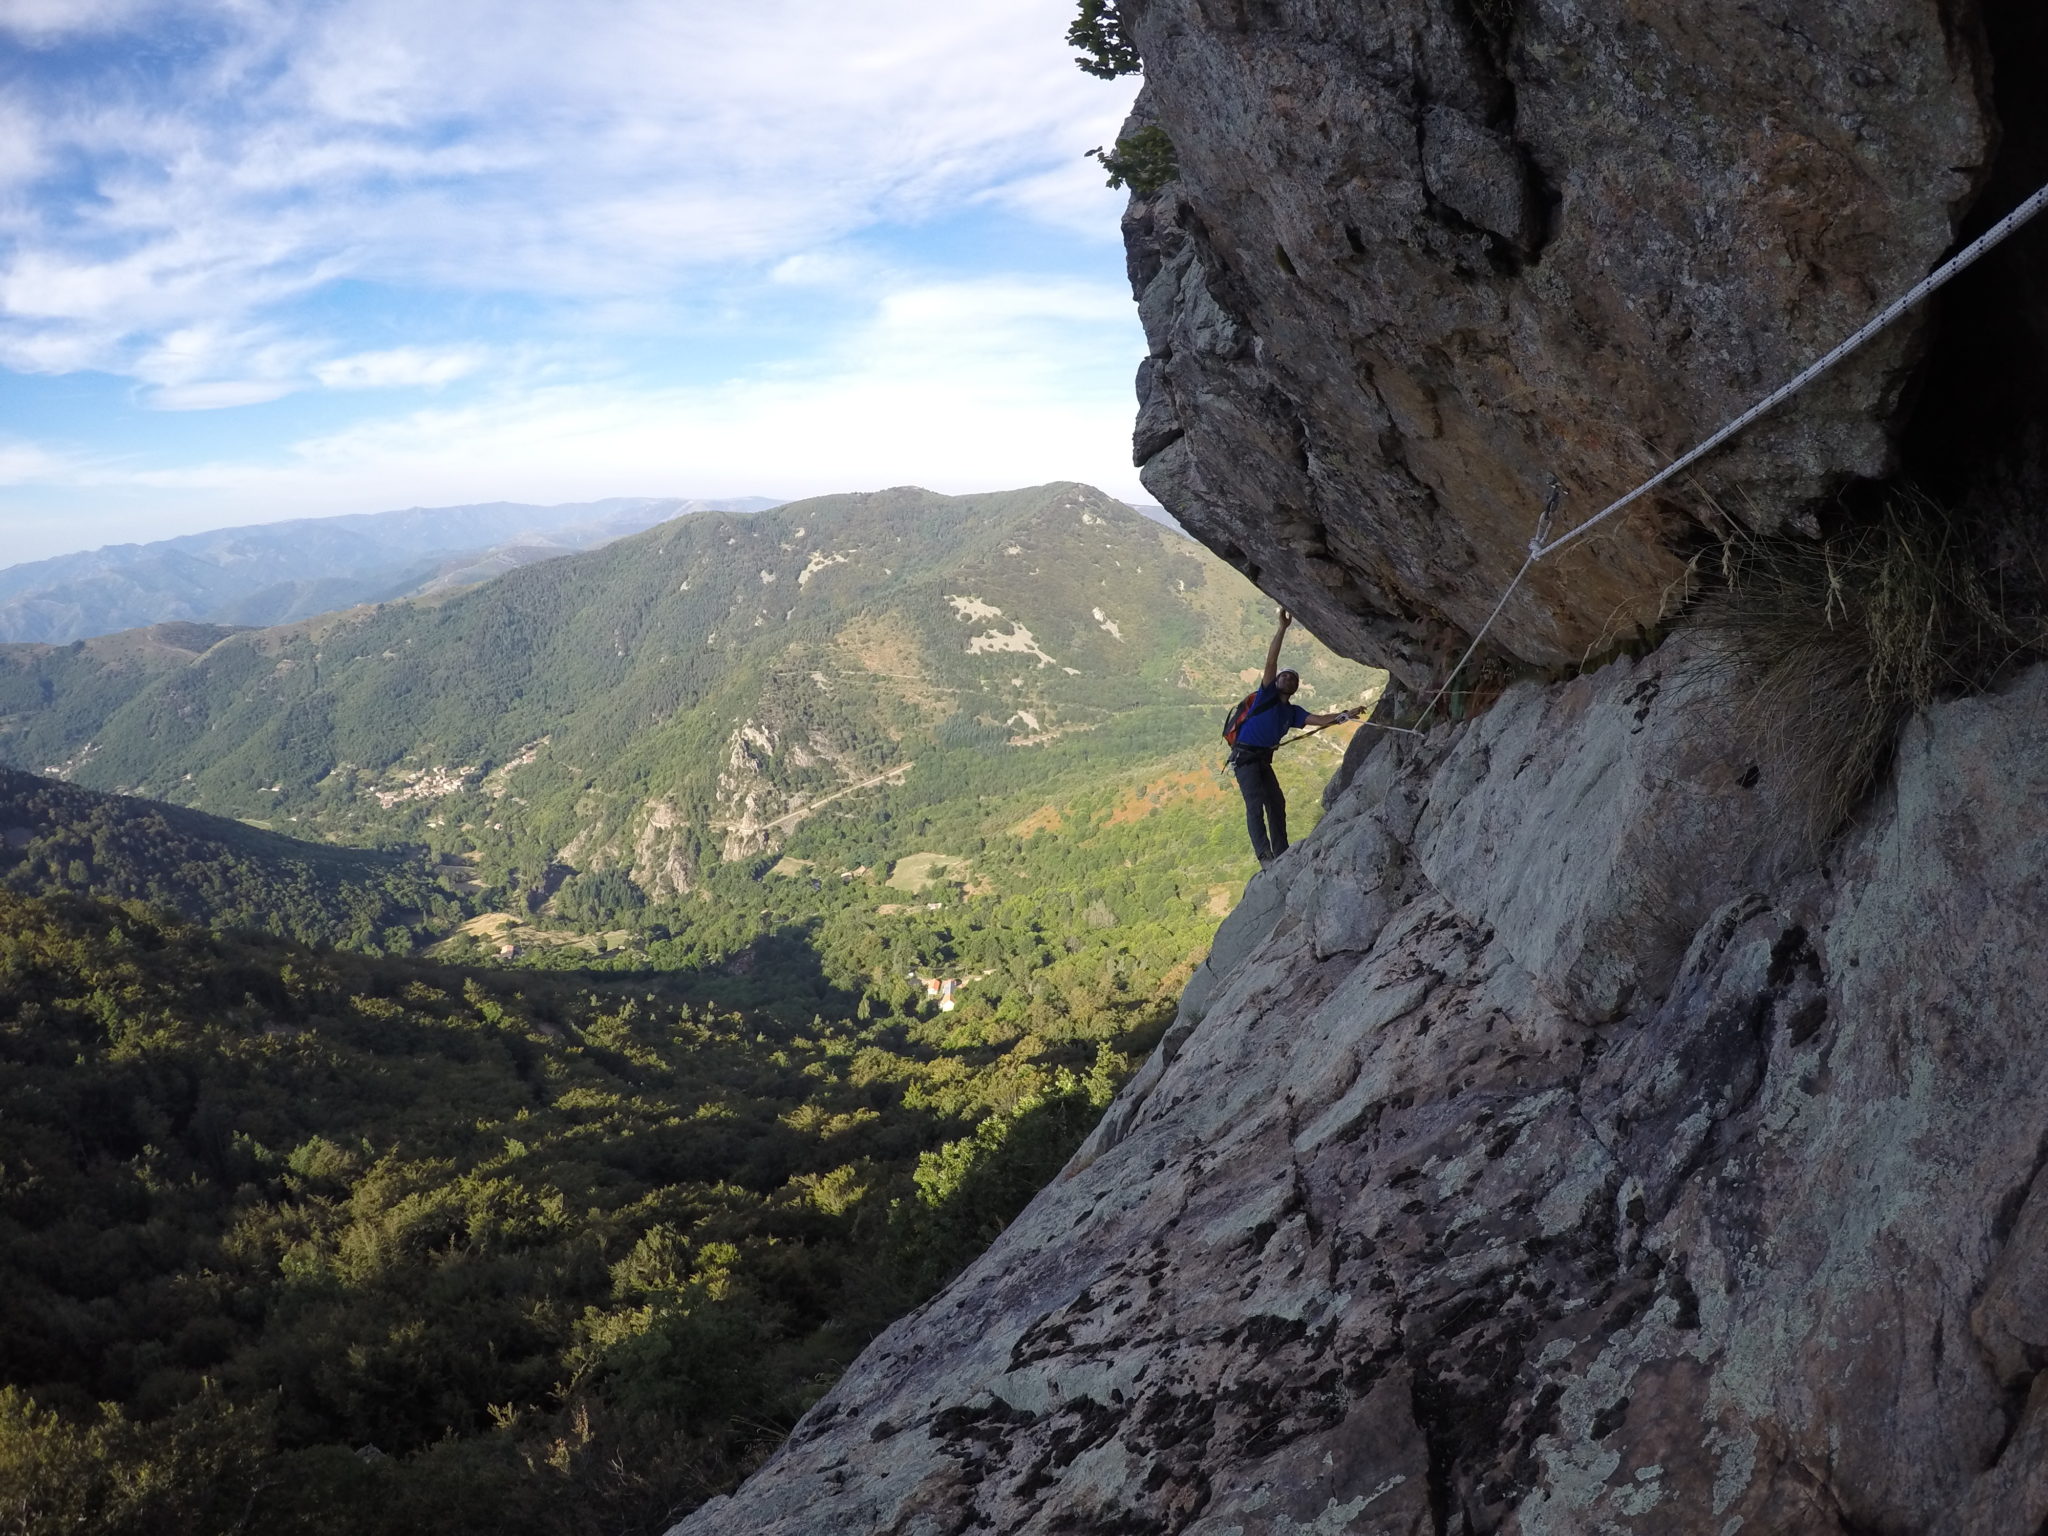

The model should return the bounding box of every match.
[1230,609,1358,864]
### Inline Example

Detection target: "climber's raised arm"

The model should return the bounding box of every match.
[1261,607,1292,686]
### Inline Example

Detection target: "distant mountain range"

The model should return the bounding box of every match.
[0,495,784,644]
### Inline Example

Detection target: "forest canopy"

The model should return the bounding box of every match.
[0,890,1159,1535]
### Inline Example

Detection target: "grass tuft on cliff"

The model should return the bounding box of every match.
[1700,491,2036,843]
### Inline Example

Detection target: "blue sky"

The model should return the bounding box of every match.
[0,0,1146,562]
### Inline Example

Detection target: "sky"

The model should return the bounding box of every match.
[0,0,1148,563]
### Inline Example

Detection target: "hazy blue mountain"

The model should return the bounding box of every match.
[0,495,784,643]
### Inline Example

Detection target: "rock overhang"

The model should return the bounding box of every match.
[1118,0,2001,687]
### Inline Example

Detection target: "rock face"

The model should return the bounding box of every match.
[673,4,2048,1531]
[1121,0,2000,686]
[674,649,2048,1535]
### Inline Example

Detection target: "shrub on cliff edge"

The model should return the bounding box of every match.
[1068,0,1139,78]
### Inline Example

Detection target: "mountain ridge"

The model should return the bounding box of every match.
[0,483,1381,916]
[0,764,453,949]
[0,495,785,644]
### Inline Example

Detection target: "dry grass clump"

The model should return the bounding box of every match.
[1697,492,2035,845]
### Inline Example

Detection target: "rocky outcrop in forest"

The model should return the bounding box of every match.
[675,0,2048,1530]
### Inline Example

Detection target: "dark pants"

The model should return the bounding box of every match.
[1231,753,1288,863]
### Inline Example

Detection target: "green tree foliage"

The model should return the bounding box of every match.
[0,891,1173,1533]
[891,1046,1122,1292]
[1068,0,1140,77]
[552,869,647,930]
[0,768,455,952]
[1089,125,1180,194]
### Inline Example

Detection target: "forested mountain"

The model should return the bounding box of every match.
[0,484,1378,929]
[0,496,781,644]
[0,767,456,951]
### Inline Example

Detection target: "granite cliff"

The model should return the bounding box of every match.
[675,0,2048,1530]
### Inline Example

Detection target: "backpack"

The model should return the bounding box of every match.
[1221,687,1282,746]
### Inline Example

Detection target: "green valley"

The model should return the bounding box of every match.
[0,484,1384,1534]
[0,484,1380,984]
[0,891,1143,1535]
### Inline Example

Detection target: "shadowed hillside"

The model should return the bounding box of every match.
[0,767,456,952]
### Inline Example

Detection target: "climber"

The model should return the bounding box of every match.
[1227,608,1359,865]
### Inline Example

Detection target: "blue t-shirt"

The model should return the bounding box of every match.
[1233,684,1308,749]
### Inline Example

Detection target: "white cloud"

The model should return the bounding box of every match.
[0,0,1141,399]
[768,249,882,290]
[865,277,1133,342]
[61,273,1147,519]
[134,320,308,380]
[0,0,155,43]
[0,439,68,483]
[0,0,1154,557]
[145,379,293,410]
[980,159,1132,237]
[0,100,42,186]
[314,346,484,389]
[0,323,106,374]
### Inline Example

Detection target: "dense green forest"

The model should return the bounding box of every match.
[0,891,1159,1534]
[0,744,1361,1533]
[0,721,1358,1534]
[0,768,456,953]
